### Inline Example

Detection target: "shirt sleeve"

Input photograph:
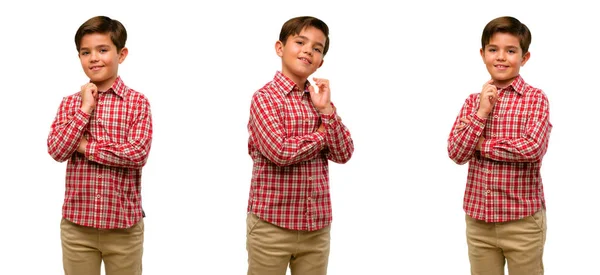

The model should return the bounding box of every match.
[47,96,90,162]
[85,95,153,168]
[447,94,486,165]
[479,92,552,162]
[321,104,353,164]
[249,91,326,166]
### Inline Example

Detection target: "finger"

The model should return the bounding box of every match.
[483,79,493,88]
[308,85,315,94]
[313,77,329,87]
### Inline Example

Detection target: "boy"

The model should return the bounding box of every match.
[447,16,551,274]
[47,16,152,275]
[246,16,354,275]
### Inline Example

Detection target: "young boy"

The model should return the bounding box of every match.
[246,16,354,275]
[47,16,152,275]
[447,16,551,274]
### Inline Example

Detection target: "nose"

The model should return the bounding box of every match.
[302,45,313,56]
[496,50,506,61]
[90,51,100,62]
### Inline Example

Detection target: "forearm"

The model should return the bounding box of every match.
[255,130,327,166]
[321,111,353,164]
[479,135,550,163]
[85,139,152,168]
[448,114,486,165]
[47,109,90,162]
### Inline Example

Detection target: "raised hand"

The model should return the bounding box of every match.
[80,83,98,114]
[477,79,498,118]
[308,77,334,114]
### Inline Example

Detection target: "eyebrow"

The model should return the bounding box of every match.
[79,44,112,51]
[487,44,519,49]
[296,35,325,48]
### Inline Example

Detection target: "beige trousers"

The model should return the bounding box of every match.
[246,213,331,275]
[466,209,546,275]
[61,218,144,275]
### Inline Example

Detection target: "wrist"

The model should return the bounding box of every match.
[81,105,93,114]
[476,109,489,119]
[319,104,334,115]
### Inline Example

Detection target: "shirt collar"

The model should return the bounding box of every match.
[273,71,311,96]
[500,74,526,95]
[100,76,127,98]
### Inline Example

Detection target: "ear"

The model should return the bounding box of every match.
[275,41,284,57]
[480,48,485,62]
[520,51,531,66]
[118,47,129,64]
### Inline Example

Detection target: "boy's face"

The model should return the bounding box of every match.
[275,26,325,86]
[78,32,128,91]
[480,32,530,88]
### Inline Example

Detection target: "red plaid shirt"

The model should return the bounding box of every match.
[247,71,354,231]
[448,75,551,222]
[48,76,152,229]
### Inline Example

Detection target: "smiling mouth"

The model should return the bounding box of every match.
[299,57,312,64]
[90,66,104,71]
[494,65,509,69]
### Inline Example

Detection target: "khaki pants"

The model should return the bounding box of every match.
[246,213,330,275]
[61,218,144,275]
[466,209,546,275]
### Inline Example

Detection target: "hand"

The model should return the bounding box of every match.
[317,123,325,133]
[476,136,484,151]
[477,79,498,118]
[456,117,471,130]
[308,77,334,114]
[80,83,98,114]
[77,136,88,154]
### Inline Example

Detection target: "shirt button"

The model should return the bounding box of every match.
[308,176,313,180]
[307,197,312,201]
[98,175,102,179]
[97,119,102,123]
[89,156,94,161]
[96,194,101,199]
[485,190,491,194]
[491,134,496,137]
[493,115,499,119]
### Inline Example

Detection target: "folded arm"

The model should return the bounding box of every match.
[249,92,326,167]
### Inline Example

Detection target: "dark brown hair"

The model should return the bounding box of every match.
[279,16,330,55]
[74,16,127,52]
[481,16,531,55]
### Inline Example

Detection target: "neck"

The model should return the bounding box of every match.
[92,76,117,92]
[280,70,307,90]
[493,77,516,89]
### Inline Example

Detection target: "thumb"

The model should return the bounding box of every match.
[308,85,315,94]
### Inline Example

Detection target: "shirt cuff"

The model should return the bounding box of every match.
[471,114,487,135]
[480,138,495,158]
[320,104,337,124]
[86,140,97,162]
[74,109,91,129]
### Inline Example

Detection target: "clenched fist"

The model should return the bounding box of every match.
[80,83,98,114]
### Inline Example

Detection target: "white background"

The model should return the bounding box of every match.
[1,0,598,274]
